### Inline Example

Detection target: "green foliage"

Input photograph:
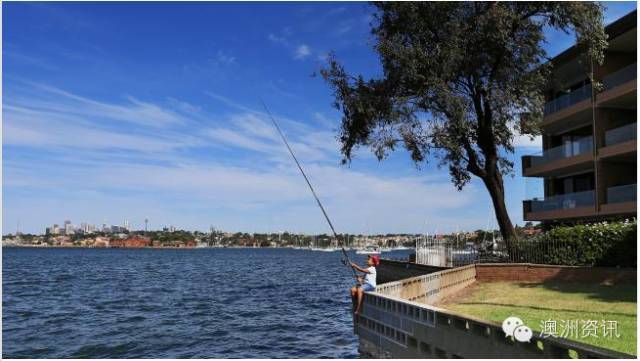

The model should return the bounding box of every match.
[321,2,607,243]
[147,230,195,245]
[519,219,636,267]
[322,2,606,184]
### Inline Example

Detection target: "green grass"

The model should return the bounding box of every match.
[440,281,637,355]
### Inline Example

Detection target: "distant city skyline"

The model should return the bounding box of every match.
[3,2,636,234]
[31,218,188,235]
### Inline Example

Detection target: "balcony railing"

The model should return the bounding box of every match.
[544,83,592,116]
[529,137,593,168]
[607,184,637,204]
[603,63,637,91]
[605,122,637,146]
[529,190,595,213]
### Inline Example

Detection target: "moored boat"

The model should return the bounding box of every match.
[356,246,381,255]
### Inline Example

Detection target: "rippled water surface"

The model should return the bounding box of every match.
[3,247,411,358]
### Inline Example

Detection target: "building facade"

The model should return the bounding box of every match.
[522,11,637,224]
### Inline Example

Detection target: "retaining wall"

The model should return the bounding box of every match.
[355,262,636,358]
[475,263,637,284]
[356,291,634,358]
[377,259,446,284]
[376,264,476,304]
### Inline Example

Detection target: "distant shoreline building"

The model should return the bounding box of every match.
[109,236,151,248]
[522,10,637,225]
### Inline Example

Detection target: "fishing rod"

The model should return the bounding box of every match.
[260,99,358,280]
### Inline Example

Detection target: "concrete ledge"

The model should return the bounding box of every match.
[522,151,593,178]
[376,265,476,304]
[524,205,598,222]
[600,201,637,216]
[599,140,636,159]
[596,79,636,105]
[542,98,591,128]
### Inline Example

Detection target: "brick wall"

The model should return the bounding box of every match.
[475,263,636,284]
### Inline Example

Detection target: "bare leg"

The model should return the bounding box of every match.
[355,287,364,315]
[350,286,358,312]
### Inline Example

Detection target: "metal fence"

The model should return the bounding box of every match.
[415,237,479,267]
[414,236,601,267]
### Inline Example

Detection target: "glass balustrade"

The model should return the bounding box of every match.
[529,190,595,213]
[544,84,592,116]
[542,63,635,117]
[605,122,637,146]
[607,184,637,204]
[529,137,593,168]
[603,63,637,91]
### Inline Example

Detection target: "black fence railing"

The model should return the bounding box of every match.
[474,238,577,265]
[414,237,621,268]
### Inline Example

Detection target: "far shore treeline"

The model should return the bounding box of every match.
[1,224,542,249]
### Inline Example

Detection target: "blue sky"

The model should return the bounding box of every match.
[3,1,636,235]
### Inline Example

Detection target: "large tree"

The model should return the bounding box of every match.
[322,2,607,247]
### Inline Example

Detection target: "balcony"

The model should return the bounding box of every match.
[531,190,595,212]
[607,183,636,203]
[601,183,637,216]
[522,137,593,177]
[542,83,593,133]
[524,190,596,221]
[543,84,592,116]
[605,122,637,146]
[603,63,637,91]
[598,63,637,107]
[600,123,637,159]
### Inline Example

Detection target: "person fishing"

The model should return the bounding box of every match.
[262,99,364,314]
[350,255,380,315]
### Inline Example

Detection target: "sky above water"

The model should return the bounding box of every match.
[3,1,636,234]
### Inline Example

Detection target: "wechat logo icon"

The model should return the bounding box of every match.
[502,316,533,343]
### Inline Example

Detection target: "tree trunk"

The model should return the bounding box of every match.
[482,172,518,252]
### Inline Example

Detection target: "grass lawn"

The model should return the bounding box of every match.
[438,281,636,355]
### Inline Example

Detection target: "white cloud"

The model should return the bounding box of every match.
[268,33,288,45]
[3,118,191,153]
[3,83,204,153]
[5,50,58,70]
[267,32,314,62]
[12,81,186,128]
[313,112,338,128]
[203,112,334,162]
[4,83,491,234]
[5,151,478,234]
[204,127,279,154]
[214,50,236,65]
[294,44,311,60]
[333,19,354,36]
[513,134,542,149]
[205,91,264,115]
[230,113,280,141]
[508,121,542,149]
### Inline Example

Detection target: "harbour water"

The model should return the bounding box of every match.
[3,247,412,358]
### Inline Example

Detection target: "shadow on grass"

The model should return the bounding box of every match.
[517,280,637,304]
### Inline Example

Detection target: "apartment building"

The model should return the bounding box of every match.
[522,10,637,224]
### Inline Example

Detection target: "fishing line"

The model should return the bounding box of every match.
[260,99,358,280]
